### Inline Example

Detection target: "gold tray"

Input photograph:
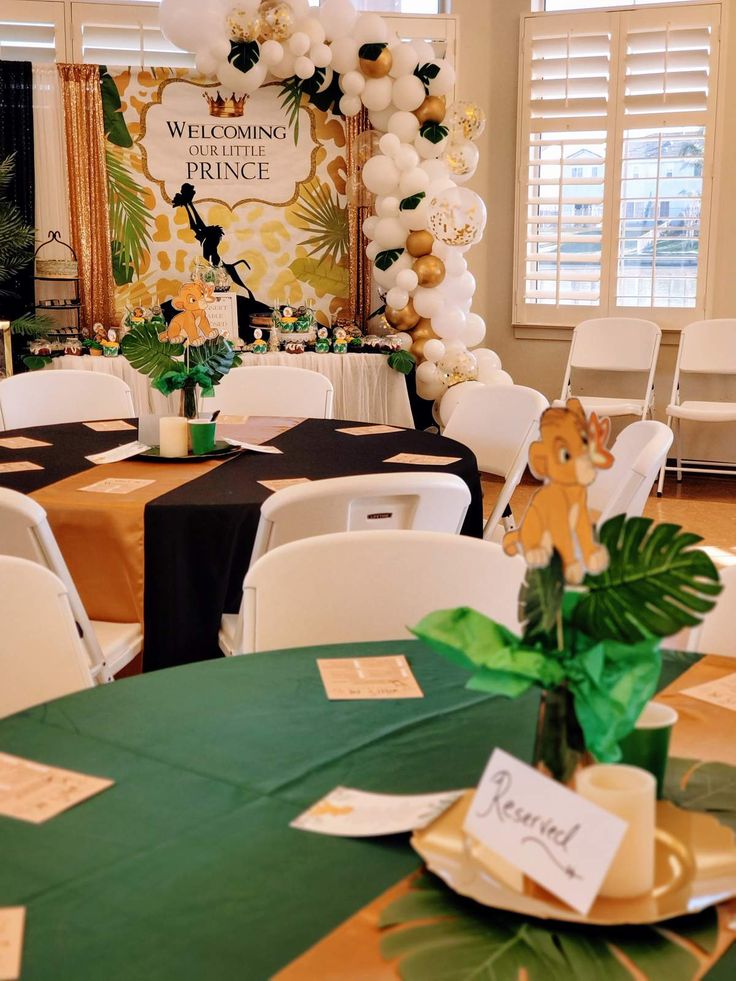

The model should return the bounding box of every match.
[411,790,736,926]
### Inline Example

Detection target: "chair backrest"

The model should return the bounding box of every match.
[587,421,674,524]
[240,530,527,653]
[696,565,736,658]
[676,319,736,376]
[0,488,106,680]
[0,370,135,430]
[206,366,334,419]
[0,556,95,718]
[250,472,472,567]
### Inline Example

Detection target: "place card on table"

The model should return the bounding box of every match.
[464,749,627,916]
[318,655,423,700]
[0,437,51,450]
[291,787,463,837]
[682,672,736,713]
[0,752,113,825]
[258,478,311,492]
[217,414,249,425]
[384,453,461,466]
[79,477,155,495]
[0,908,25,980]
[0,462,43,474]
[85,441,150,465]
[337,425,402,436]
[83,420,136,432]
[223,438,283,455]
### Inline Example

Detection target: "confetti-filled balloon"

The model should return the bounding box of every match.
[227,6,263,42]
[259,0,295,42]
[442,140,480,184]
[427,187,487,249]
[446,101,487,143]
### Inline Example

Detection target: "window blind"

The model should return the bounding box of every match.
[80,22,195,68]
[0,20,57,63]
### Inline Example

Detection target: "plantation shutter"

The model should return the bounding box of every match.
[71,3,195,69]
[0,1,65,63]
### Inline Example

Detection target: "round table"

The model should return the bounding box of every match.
[0,418,483,671]
[0,642,721,980]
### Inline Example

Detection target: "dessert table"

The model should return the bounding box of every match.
[0,641,733,980]
[48,353,415,427]
[0,417,482,671]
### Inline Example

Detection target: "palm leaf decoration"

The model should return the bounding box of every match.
[279,76,306,144]
[571,515,722,644]
[121,321,183,378]
[0,154,35,292]
[188,336,241,386]
[291,179,349,265]
[106,145,152,287]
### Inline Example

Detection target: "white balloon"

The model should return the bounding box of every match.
[361,77,393,112]
[297,17,325,45]
[366,241,380,262]
[352,13,389,45]
[160,0,203,52]
[423,339,446,364]
[376,196,400,218]
[433,305,467,340]
[392,75,426,112]
[216,60,249,93]
[339,94,363,117]
[412,287,443,319]
[421,159,451,182]
[443,249,467,277]
[479,367,514,387]
[362,155,401,196]
[439,381,485,426]
[330,37,360,74]
[209,38,231,61]
[398,199,428,232]
[394,146,420,172]
[415,133,449,160]
[388,111,420,144]
[318,0,358,42]
[379,133,402,159]
[412,39,437,64]
[399,167,430,199]
[474,348,502,368]
[389,42,419,79]
[289,0,311,18]
[416,361,447,400]
[462,313,486,348]
[374,217,407,250]
[362,215,379,239]
[260,39,285,67]
[340,70,365,96]
[373,251,412,290]
[311,43,332,68]
[196,51,218,76]
[367,106,396,133]
[289,32,310,56]
[269,49,297,80]
[393,331,414,352]
[387,287,409,310]
[396,268,419,292]
[294,56,316,80]
[428,60,457,97]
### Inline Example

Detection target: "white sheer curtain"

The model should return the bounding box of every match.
[32,64,71,258]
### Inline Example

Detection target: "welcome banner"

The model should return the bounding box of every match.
[103,67,350,326]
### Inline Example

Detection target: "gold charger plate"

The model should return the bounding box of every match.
[411,790,736,926]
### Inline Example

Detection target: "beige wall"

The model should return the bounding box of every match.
[453,0,736,458]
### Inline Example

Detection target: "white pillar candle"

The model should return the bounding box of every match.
[159,416,188,458]
[575,764,656,899]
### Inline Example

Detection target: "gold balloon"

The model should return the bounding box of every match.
[258,0,294,42]
[414,96,446,126]
[359,47,393,79]
[226,6,264,42]
[413,255,446,289]
[406,230,434,258]
[385,300,420,330]
[410,319,440,362]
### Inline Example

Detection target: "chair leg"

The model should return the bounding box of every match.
[676,417,683,483]
[657,416,673,497]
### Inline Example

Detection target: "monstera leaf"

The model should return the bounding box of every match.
[387,351,416,376]
[571,516,722,644]
[188,336,241,387]
[121,322,183,379]
[519,553,565,648]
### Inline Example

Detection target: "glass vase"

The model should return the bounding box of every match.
[180,383,198,420]
[533,685,591,785]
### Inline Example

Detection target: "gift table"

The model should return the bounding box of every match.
[0,641,733,980]
[48,352,415,428]
[0,418,482,671]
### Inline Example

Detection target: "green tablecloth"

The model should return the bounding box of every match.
[0,641,719,980]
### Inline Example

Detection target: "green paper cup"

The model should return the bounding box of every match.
[619,701,678,799]
[187,419,216,456]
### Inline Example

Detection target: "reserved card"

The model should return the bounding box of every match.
[318,655,423,700]
[223,438,283,455]
[384,453,461,466]
[85,441,150,465]
[0,908,25,980]
[217,414,249,425]
[464,749,627,915]
[0,752,113,825]
[337,425,402,436]
[291,787,463,837]
[0,437,51,450]
[84,420,135,432]
[258,478,311,492]
[79,477,155,495]
[683,672,736,713]
[0,462,43,474]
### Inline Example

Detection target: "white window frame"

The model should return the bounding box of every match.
[514,0,727,332]
[0,0,67,62]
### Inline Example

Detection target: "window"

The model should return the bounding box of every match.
[72,3,194,68]
[545,1,698,10]
[515,2,722,329]
[0,1,65,62]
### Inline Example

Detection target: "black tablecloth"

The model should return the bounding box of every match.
[0,419,483,671]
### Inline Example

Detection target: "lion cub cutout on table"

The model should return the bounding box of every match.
[503,398,614,585]
[158,282,218,347]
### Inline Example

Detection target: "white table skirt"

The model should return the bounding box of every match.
[50,352,414,427]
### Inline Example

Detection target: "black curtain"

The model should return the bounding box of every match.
[0,61,35,327]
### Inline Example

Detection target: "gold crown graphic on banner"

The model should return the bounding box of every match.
[203,91,248,118]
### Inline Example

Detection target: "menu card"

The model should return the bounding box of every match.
[0,462,43,474]
[0,908,25,980]
[384,453,461,466]
[337,425,402,436]
[0,437,51,450]
[85,441,150,465]
[258,478,311,492]
[0,752,113,824]
[317,656,423,700]
[223,438,283,455]
[84,420,136,432]
[79,477,155,495]
[291,787,463,837]
[683,672,736,713]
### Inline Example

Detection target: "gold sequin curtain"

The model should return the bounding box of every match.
[346,109,373,327]
[57,64,115,333]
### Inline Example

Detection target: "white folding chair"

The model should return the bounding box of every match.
[234,530,527,654]
[657,319,736,495]
[205,365,334,419]
[442,385,549,541]
[0,489,142,682]
[0,370,135,430]
[219,473,472,655]
[693,565,736,658]
[0,556,95,718]
[587,421,673,525]
[560,318,661,420]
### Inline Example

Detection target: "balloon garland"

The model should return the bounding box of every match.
[160,0,507,408]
